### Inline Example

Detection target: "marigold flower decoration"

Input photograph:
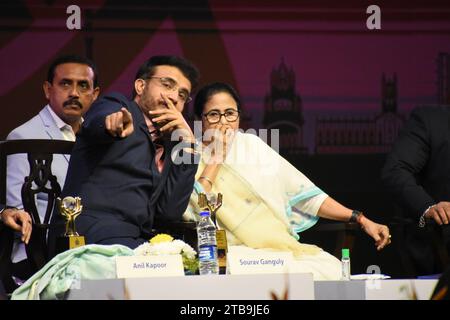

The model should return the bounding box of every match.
[134,233,198,274]
[150,233,174,244]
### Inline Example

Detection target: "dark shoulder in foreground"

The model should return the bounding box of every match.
[410,104,450,119]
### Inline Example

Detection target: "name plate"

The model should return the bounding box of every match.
[227,251,294,275]
[116,255,185,278]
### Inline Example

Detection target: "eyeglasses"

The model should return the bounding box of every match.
[203,109,240,124]
[146,76,192,104]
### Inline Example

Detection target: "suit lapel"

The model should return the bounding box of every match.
[131,101,153,147]
[39,106,70,163]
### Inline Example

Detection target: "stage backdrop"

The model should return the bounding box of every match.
[1,0,450,277]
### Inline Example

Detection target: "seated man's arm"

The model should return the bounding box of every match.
[81,93,133,142]
[6,129,32,211]
[153,94,200,221]
[381,107,434,218]
[156,150,199,221]
[6,152,28,210]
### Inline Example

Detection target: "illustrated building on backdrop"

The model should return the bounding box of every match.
[263,59,308,155]
[315,73,404,154]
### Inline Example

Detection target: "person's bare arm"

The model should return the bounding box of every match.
[317,197,391,250]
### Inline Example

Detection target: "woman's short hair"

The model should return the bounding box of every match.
[193,82,241,119]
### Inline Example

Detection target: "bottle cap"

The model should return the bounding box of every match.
[342,248,350,258]
[199,211,210,217]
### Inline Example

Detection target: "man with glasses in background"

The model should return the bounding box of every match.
[48,56,200,255]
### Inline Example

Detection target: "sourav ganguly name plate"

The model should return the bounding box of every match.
[227,250,294,275]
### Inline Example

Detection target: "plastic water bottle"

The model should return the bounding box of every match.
[341,248,351,280]
[197,211,219,275]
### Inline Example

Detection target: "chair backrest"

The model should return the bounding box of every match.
[0,139,74,291]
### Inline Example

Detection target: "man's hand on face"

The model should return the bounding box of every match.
[1,208,32,244]
[148,93,195,143]
[105,107,134,138]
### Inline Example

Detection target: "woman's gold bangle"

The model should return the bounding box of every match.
[199,176,213,187]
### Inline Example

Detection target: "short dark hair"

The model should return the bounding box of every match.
[132,55,200,98]
[194,82,242,119]
[47,55,99,88]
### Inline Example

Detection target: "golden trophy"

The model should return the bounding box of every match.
[55,196,85,254]
[198,192,227,274]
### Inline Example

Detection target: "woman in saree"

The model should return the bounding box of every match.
[183,82,391,280]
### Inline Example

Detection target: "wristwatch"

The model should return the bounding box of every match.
[349,210,363,224]
[419,204,435,228]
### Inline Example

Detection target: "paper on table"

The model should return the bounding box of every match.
[350,274,391,280]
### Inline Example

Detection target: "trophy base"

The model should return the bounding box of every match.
[216,229,228,274]
[55,235,85,254]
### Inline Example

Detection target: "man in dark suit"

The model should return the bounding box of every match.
[382,106,450,276]
[48,56,200,255]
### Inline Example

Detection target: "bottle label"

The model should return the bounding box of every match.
[341,259,351,280]
[199,245,216,261]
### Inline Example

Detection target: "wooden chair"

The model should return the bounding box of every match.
[0,139,74,293]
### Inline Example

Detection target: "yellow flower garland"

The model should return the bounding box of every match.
[149,233,174,244]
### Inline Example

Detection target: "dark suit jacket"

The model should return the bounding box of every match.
[382,106,450,274]
[48,93,199,252]
[382,106,450,219]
